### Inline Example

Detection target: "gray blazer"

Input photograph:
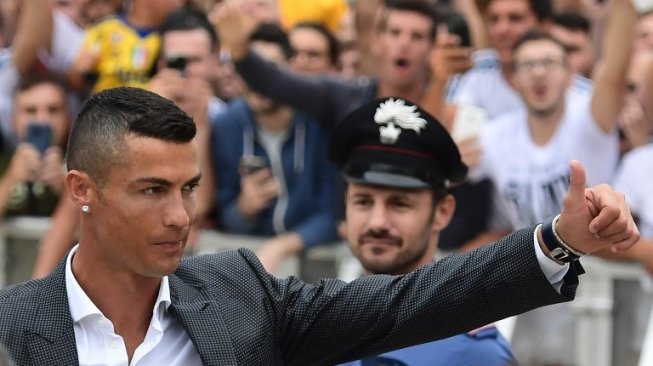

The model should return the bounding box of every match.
[0,227,579,366]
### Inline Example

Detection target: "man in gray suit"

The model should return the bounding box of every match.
[0,88,639,366]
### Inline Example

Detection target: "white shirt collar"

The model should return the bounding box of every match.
[65,244,172,324]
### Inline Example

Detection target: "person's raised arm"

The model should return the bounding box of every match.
[453,0,489,50]
[212,2,342,125]
[420,25,472,130]
[353,0,383,76]
[211,1,258,63]
[590,0,637,133]
[12,0,53,76]
[0,145,41,217]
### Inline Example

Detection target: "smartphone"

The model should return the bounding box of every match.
[25,123,52,155]
[166,55,188,73]
[441,8,471,47]
[239,155,269,175]
[451,104,487,141]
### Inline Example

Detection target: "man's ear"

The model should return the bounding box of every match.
[432,193,456,232]
[65,170,95,207]
[337,220,347,240]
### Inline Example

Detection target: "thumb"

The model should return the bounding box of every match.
[564,160,587,211]
[437,24,450,36]
[436,24,450,46]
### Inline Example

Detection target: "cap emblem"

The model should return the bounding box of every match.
[374,98,427,144]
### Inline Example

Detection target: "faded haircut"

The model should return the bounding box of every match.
[66,87,196,186]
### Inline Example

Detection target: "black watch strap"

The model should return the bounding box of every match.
[541,215,582,263]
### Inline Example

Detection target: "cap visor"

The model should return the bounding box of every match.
[344,170,431,189]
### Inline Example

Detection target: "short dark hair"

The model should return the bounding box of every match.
[249,23,294,60]
[552,11,591,34]
[481,0,553,22]
[66,87,196,186]
[159,7,219,50]
[380,0,440,41]
[17,73,65,94]
[291,22,340,66]
[528,0,553,21]
[511,28,567,56]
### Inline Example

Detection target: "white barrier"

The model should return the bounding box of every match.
[639,299,653,366]
[0,217,51,287]
[572,256,643,366]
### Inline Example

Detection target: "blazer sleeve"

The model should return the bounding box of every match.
[235,52,346,127]
[248,226,577,366]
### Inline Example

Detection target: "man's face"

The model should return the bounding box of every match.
[87,136,200,278]
[289,27,334,75]
[339,47,361,80]
[344,183,446,275]
[13,82,69,146]
[162,29,216,80]
[511,39,571,117]
[549,25,594,77]
[376,9,433,89]
[485,0,539,65]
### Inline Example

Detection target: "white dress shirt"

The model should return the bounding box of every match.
[533,228,568,292]
[65,245,202,366]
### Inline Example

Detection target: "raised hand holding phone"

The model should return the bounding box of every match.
[25,123,52,156]
[237,156,279,218]
[429,25,473,85]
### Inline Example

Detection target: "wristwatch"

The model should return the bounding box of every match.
[541,214,584,263]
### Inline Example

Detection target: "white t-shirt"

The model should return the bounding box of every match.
[474,95,619,230]
[613,144,653,237]
[448,49,594,120]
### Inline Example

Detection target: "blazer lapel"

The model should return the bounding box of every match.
[28,261,79,365]
[169,274,239,365]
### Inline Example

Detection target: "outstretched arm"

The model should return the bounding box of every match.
[12,0,53,76]
[213,2,343,125]
[590,0,637,132]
